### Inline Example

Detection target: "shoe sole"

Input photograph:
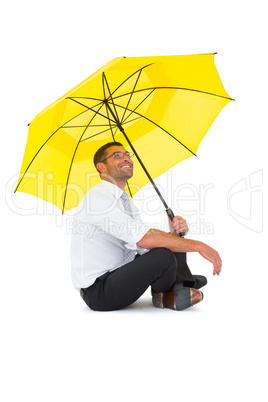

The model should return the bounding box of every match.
[152,288,203,311]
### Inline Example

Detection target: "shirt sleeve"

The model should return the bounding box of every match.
[79,192,151,250]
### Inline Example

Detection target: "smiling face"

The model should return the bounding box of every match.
[96,145,134,189]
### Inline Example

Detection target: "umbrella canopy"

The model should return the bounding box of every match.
[15,53,233,213]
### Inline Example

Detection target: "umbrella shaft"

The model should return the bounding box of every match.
[121,128,185,236]
[121,128,169,209]
[105,103,169,209]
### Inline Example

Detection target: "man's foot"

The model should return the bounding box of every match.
[192,275,207,290]
[175,275,207,290]
[152,284,203,311]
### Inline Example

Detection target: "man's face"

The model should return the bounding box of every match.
[99,145,134,181]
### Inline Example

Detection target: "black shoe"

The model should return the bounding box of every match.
[192,275,207,290]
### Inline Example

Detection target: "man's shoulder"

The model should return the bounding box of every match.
[88,182,110,194]
[77,183,118,215]
[88,182,115,200]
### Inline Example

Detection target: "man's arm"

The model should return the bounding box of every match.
[137,228,222,276]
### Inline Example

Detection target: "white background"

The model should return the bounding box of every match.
[1,1,267,401]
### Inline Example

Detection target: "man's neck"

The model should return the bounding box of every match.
[101,176,126,191]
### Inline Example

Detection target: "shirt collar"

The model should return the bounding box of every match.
[100,180,124,200]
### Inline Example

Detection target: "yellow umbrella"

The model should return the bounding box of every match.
[15,53,233,225]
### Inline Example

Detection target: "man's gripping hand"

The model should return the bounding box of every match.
[168,215,189,237]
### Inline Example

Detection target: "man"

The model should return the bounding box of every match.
[70,142,222,311]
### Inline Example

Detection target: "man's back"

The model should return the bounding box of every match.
[70,180,150,290]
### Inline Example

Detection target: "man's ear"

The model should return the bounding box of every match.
[96,162,106,174]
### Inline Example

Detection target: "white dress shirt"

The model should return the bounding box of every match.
[70,180,151,290]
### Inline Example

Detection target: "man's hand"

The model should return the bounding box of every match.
[199,244,222,276]
[168,215,189,237]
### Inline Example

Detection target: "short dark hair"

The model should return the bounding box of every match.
[93,141,123,174]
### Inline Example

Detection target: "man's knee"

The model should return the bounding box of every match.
[148,247,177,266]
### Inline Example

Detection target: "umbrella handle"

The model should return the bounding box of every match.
[166,208,185,237]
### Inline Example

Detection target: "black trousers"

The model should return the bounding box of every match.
[81,247,194,311]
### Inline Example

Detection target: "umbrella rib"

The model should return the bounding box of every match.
[126,180,133,198]
[68,97,117,124]
[109,63,154,97]
[113,86,234,101]
[103,72,120,123]
[113,102,196,156]
[120,69,142,124]
[102,72,107,100]
[122,116,142,125]
[14,127,61,192]
[102,74,117,141]
[62,103,104,213]
[63,99,103,126]
[80,126,117,142]
[104,100,116,141]
[121,89,155,125]
[63,124,114,128]
[66,96,103,102]
[15,99,108,192]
